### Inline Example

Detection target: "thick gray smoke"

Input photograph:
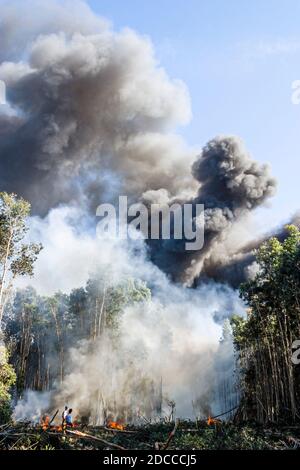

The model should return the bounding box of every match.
[0,0,278,287]
[199,211,300,288]
[0,0,280,422]
[0,0,193,215]
[148,136,277,284]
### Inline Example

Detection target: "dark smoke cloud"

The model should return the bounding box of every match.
[205,212,300,288]
[193,136,276,210]
[0,2,193,214]
[148,136,277,284]
[0,1,280,287]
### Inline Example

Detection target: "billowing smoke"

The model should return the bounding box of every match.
[0,0,193,215]
[54,272,243,421]
[148,136,276,284]
[13,390,51,423]
[199,211,300,288]
[14,207,244,421]
[0,0,279,421]
[0,0,277,286]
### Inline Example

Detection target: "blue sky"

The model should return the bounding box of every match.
[87,0,300,232]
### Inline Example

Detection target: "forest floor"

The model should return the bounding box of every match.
[1,420,300,450]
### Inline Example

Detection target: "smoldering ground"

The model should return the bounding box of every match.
[0,0,286,421]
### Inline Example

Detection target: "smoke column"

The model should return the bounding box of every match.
[0,0,278,285]
[0,0,281,420]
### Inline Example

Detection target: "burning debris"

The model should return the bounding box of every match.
[40,415,50,431]
[107,421,125,431]
[1,418,300,450]
[207,416,221,427]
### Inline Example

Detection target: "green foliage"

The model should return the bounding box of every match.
[105,278,151,335]
[1,421,299,450]
[233,225,300,423]
[240,225,300,314]
[230,315,248,350]
[4,275,152,393]
[0,192,43,423]
[0,192,42,326]
[0,343,16,424]
[0,192,42,276]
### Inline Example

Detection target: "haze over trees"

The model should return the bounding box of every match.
[4,278,151,395]
[1,191,300,428]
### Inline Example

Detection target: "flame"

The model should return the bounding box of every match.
[40,415,64,432]
[207,416,216,426]
[41,415,50,430]
[107,420,125,431]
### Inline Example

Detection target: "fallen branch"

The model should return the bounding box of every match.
[65,429,127,450]
[0,432,39,438]
[104,427,137,434]
[210,406,238,420]
[49,409,59,425]
[10,436,24,449]
[163,419,179,450]
[0,423,10,431]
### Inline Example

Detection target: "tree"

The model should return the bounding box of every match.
[232,225,300,423]
[0,192,42,328]
[0,193,42,422]
[104,278,151,338]
[5,275,152,403]
[0,343,16,423]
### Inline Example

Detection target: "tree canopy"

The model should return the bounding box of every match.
[231,225,300,423]
[0,192,42,327]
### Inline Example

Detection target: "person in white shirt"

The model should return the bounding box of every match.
[62,405,68,428]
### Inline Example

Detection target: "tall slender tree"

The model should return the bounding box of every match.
[232,225,300,423]
[0,192,42,328]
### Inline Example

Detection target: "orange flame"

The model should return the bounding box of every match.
[40,415,65,432]
[108,420,125,431]
[207,416,216,426]
[41,415,50,430]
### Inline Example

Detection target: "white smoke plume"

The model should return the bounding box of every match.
[13,207,244,421]
[13,390,51,423]
[58,288,241,421]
